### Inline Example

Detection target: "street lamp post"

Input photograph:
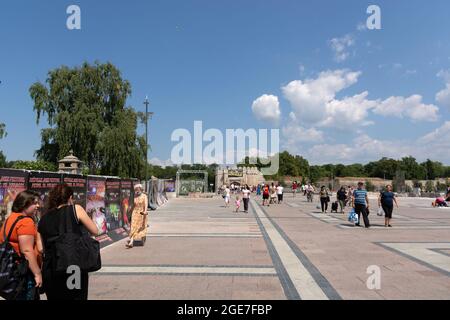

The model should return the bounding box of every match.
[143,96,154,193]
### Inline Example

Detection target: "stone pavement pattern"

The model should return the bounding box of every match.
[89,194,450,300]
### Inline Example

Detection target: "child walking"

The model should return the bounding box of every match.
[235,196,241,213]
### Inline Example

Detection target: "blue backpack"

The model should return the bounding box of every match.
[0,215,33,300]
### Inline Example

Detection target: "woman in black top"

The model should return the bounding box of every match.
[37,184,98,300]
[337,186,347,214]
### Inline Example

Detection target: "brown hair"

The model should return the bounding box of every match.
[12,190,40,213]
[46,184,74,213]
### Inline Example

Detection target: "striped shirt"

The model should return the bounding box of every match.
[353,189,367,205]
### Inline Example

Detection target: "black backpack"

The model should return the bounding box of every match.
[43,205,101,274]
[0,215,33,300]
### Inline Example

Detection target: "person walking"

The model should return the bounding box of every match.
[242,185,251,213]
[270,183,277,204]
[276,184,284,204]
[126,184,149,248]
[0,190,43,300]
[223,185,231,207]
[337,186,347,214]
[38,184,99,300]
[235,196,241,213]
[346,186,353,207]
[378,185,398,227]
[262,184,270,206]
[292,181,298,197]
[319,186,329,213]
[352,182,370,228]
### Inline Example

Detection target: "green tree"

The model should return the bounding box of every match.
[29,61,146,178]
[0,123,6,168]
[0,123,6,139]
[0,151,6,168]
[421,159,445,180]
[9,160,57,172]
[365,157,399,179]
[399,156,426,180]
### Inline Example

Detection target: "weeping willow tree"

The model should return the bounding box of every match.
[29,61,146,178]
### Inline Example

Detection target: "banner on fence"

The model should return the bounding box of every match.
[62,174,88,209]
[87,177,107,235]
[0,169,28,226]
[106,178,121,231]
[28,172,62,217]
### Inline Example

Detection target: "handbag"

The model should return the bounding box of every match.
[45,205,101,273]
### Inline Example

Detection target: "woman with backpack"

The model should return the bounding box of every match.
[38,184,99,300]
[0,190,43,300]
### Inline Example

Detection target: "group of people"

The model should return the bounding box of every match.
[260,183,284,206]
[292,181,400,229]
[221,184,251,213]
[220,182,285,212]
[0,183,149,300]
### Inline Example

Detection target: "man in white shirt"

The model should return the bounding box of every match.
[224,186,231,207]
[276,184,284,204]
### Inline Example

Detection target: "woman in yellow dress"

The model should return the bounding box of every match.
[126,184,148,248]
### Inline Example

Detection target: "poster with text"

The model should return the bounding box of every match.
[63,174,87,209]
[28,172,62,218]
[0,169,29,227]
[105,178,121,231]
[120,179,134,228]
[87,177,107,235]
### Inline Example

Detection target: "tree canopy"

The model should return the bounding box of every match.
[29,61,146,178]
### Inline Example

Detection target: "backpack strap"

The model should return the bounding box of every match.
[2,215,33,243]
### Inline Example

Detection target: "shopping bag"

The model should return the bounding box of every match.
[377,207,384,216]
[347,208,358,223]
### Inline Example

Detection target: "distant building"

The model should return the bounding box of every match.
[215,167,264,192]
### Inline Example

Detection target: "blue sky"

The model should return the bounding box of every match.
[1,0,449,166]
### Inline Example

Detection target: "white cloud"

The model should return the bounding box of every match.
[357,22,366,31]
[149,157,174,168]
[418,121,450,145]
[282,69,361,124]
[320,91,377,129]
[297,122,450,165]
[329,34,355,62]
[282,123,324,144]
[372,95,439,122]
[251,94,281,123]
[436,70,450,109]
[436,85,450,109]
[304,134,411,164]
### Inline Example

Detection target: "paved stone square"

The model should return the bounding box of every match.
[90,194,450,300]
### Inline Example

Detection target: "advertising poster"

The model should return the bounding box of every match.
[120,179,133,229]
[164,180,175,193]
[87,177,107,235]
[0,169,28,227]
[105,178,121,231]
[28,172,62,218]
[63,174,87,209]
